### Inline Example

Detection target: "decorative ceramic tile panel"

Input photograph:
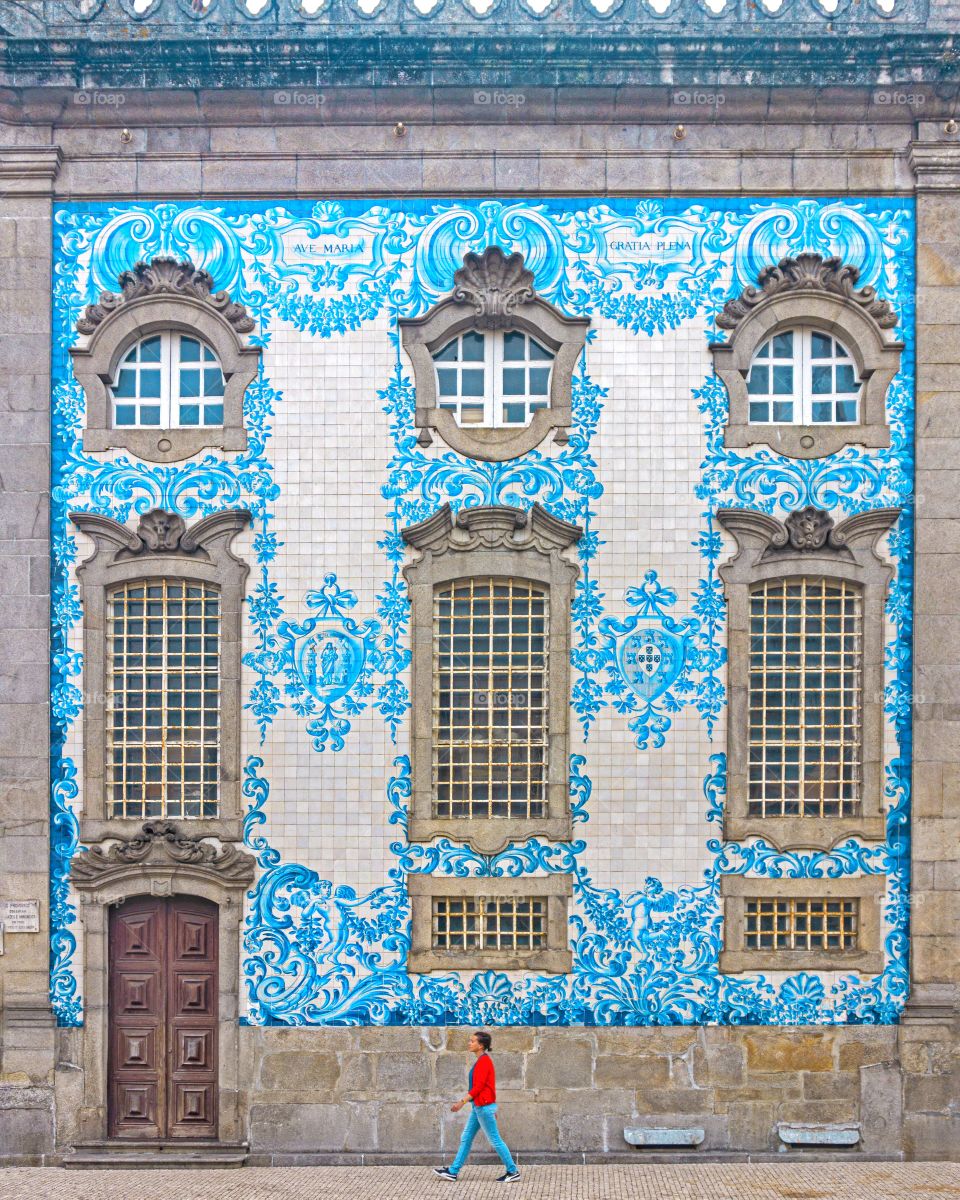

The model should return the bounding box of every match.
[50,197,914,1027]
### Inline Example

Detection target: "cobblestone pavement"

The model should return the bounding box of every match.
[1,1163,959,1200]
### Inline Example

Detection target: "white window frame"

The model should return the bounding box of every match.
[433,329,554,430]
[746,327,861,427]
[111,331,226,431]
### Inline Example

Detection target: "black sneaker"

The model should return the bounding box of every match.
[497,1170,521,1183]
[433,1167,458,1181]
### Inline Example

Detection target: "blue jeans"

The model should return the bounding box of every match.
[450,1102,517,1176]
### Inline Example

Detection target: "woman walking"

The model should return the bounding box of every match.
[434,1030,521,1183]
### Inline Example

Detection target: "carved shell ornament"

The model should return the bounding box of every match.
[136,508,187,552]
[452,246,537,330]
[775,506,843,552]
[716,251,899,331]
[76,255,256,335]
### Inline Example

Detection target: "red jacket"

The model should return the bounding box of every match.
[468,1053,496,1107]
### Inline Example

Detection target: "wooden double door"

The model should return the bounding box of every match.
[108,895,219,1140]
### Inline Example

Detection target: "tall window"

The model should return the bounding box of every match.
[746,329,860,426]
[748,577,863,819]
[107,579,220,820]
[432,330,554,429]
[111,333,225,429]
[434,578,548,820]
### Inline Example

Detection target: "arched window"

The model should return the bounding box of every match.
[746,329,861,427]
[72,256,259,463]
[111,333,225,429]
[432,330,554,430]
[400,246,588,462]
[711,253,903,459]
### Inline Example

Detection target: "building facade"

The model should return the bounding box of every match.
[0,0,958,1166]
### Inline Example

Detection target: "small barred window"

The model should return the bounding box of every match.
[433,330,554,430]
[433,896,547,952]
[111,333,225,430]
[744,896,859,952]
[434,577,548,820]
[107,579,220,819]
[747,329,861,426]
[748,577,862,819]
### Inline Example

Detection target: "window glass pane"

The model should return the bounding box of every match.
[139,369,162,399]
[139,336,162,363]
[179,337,201,362]
[461,331,485,361]
[437,368,458,396]
[502,367,526,396]
[772,400,794,422]
[747,365,769,395]
[529,367,550,395]
[115,404,136,426]
[503,331,526,361]
[204,403,224,426]
[528,338,552,361]
[460,405,485,425]
[835,399,857,423]
[749,401,770,423]
[433,340,458,363]
[771,332,793,357]
[811,401,832,422]
[503,402,527,425]
[772,365,793,394]
[835,364,857,393]
[754,340,770,359]
[139,405,162,426]
[179,404,200,426]
[179,369,201,398]
[113,369,137,398]
[810,331,833,359]
[203,367,225,396]
[460,369,485,397]
[811,365,833,394]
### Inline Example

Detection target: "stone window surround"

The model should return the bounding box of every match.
[399,245,590,463]
[406,872,572,974]
[719,873,886,976]
[717,505,901,851]
[69,507,251,845]
[66,820,255,1149]
[70,257,261,465]
[711,253,904,461]
[401,502,581,854]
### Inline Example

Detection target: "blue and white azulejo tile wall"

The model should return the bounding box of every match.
[49,196,915,1029]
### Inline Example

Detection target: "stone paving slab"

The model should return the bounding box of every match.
[1,1163,959,1200]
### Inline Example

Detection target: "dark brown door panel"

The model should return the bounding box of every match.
[109,896,218,1141]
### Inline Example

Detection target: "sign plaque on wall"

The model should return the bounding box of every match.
[0,900,41,954]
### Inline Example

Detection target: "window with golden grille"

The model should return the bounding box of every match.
[748,576,862,819]
[107,579,220,820]
[434,577,548,821]
[744,896,860,952]
[432,895,547,952]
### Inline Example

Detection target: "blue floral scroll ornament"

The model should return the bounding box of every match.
[599,571,699,750]
[276,573,382,752]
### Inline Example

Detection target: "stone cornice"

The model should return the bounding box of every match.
[908,141,960,190]
[0,147,62,195]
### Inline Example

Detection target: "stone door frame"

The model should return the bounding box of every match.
[67,822,255,1148]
